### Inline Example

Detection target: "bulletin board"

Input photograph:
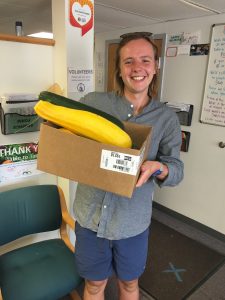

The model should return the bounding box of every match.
[200,23,225,126]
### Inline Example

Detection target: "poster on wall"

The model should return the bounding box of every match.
[167,31,201,57]
[68,67,94,94]
[0,142,42,184]
[69,0,94,36]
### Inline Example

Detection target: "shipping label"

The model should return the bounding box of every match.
[100,150,141,175]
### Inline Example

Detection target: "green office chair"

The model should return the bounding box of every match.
[0,184,82,300]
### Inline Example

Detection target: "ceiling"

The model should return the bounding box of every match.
[0,0,225,36]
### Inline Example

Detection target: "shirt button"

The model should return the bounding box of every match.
[103,205,107,208]
[130,104,134,108]
[128,113,132,117]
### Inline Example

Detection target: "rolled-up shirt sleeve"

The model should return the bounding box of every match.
[156,116,184,187]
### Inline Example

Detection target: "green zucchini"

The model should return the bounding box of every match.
[39,91,124,130]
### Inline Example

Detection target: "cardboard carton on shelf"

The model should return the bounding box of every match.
[37,121,152,198]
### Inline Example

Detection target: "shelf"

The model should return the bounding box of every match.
[0,33,55,46]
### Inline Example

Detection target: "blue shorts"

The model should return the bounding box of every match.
[74,223,149,281]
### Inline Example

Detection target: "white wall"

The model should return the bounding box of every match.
[0,40,57,191]
[0,40,58,255]
[94,14,225,235]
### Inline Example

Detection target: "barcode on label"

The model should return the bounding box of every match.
[100,150,141,175]
[105,158,109,167]
[113,164,131,173]
[115,159,130,166]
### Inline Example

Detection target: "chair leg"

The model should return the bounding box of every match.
[70,290,82,300]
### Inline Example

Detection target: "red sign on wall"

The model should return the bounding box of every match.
[69,0,94,36]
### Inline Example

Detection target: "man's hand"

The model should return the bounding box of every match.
[136,161,168,187]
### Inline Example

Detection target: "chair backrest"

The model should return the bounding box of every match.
[0,185,62,246]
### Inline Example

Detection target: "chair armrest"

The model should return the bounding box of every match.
[57,186,76,253]
[62,209,75,231]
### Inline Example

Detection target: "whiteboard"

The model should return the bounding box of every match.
[200,23,225,126]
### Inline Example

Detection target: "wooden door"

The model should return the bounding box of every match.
[107,43,119,92]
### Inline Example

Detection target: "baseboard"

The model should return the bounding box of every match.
[152,202,225,243]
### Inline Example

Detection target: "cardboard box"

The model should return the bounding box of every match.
[37,122,152,198]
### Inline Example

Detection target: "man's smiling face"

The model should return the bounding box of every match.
[119,38,157,97]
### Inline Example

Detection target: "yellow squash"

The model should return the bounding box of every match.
[35,100,132,148]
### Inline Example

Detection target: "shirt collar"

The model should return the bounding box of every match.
[121,95,155,115]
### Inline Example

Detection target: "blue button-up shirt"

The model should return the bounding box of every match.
[73,92,184,240]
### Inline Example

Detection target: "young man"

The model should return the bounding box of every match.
[73,32,184,300]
